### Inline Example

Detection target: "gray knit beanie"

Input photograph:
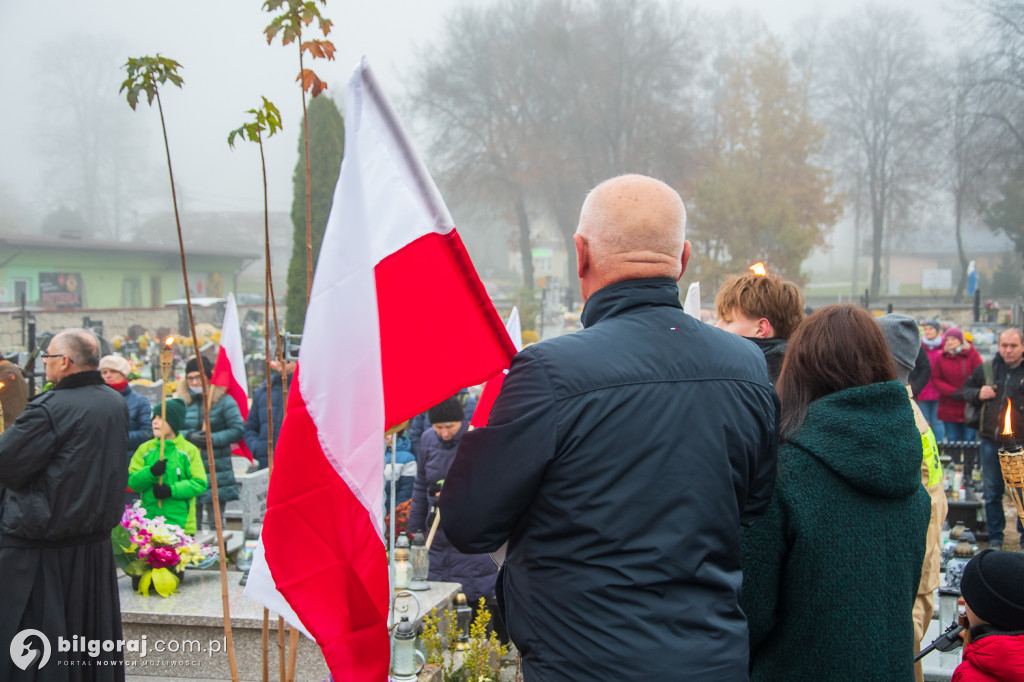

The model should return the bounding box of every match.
[877,314,920,384]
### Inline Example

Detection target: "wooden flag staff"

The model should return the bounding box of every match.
[120,54,240,682]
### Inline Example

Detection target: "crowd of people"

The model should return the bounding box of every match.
[2,171,1024,680]
[0,326,297,677]
[435,174,1023,681]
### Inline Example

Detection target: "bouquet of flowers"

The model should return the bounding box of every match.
[111,503,215,597]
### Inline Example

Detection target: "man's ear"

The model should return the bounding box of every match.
[755,318,773,339]
[677,240,692,281]
[574,233,588,279]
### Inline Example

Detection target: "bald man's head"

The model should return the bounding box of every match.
[574,174,689,300]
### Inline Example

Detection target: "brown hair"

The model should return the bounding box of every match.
[714,273,805,339]
[776,304,896,435]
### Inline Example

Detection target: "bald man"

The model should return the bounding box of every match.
[0,328,129,679]
[441,175,779,680]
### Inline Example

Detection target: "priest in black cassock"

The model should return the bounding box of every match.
[0,328,129,681]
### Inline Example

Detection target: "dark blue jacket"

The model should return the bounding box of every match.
[120,385,153,460]
[177,384,244,503]
[440,278,779,681]
[409,422,497,601]
[243,372,294,470]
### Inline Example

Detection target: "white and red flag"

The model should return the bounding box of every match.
[470,307,522,428]
[210,292,253,463]
[244,57,516,679]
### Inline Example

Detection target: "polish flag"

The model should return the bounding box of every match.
[470,307,522,428]
[244,58,516,680]
[210,292,253,463]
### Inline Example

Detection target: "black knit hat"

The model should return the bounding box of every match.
[960,549,1024,630]
[185,355,213,376]
[427,397,464,425]
[154,398,187,436]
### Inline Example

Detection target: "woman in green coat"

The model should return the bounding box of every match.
[741,305,932,681]
[128,399,208,535]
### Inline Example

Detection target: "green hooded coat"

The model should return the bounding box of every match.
[741,381,931,681]
[128,433,207,535]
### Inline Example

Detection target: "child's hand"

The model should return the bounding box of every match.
[153,483,172,499]
[150,460,168,477]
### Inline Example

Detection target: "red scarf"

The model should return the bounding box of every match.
[108,380,128,392]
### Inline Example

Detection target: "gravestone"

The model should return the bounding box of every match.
[236,468,269,537]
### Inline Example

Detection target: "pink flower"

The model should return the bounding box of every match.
[147,546,180,569]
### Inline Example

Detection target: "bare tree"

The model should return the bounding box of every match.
[410,0,705,306]
[947,54,1003,299]
[969,0,1024,149]
[409,0,548,292]
[820,5,941,298]
[35,35,148,240]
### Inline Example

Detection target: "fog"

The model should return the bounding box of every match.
[0,0,950,224]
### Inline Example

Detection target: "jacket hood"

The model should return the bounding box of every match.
[787,381,922,499]
[174,380,227,406]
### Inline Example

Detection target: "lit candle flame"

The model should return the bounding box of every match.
[749,262,767,276]
[164,336,175,347]
[1003,398,1014,437]
[0,381,5,390]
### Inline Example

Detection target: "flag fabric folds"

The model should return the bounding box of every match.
[683,282,701,319]
[244,57,516,680]
[470,307,522,429]
[210,292,253,463]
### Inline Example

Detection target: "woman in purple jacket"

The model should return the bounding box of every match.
[408,398,502,618]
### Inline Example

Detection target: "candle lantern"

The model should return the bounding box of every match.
[395,533,411,551]
[409,531,430,591]
[943,530,977,591]
[393,548,411,590]
[940,521,965,571]
[454,592,473,649]
[390,616,425,682]
[997,398,1024,521]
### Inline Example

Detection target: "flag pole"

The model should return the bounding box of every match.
[172,222,239,682]
[389,434,397,601]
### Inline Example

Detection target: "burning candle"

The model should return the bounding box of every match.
[0,380,5,434]
[749,262,767,277]
[997,398,1024,523]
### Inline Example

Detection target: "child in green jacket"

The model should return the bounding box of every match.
[128,398,208,535]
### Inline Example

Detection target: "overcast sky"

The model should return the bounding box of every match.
[0,0,957,226]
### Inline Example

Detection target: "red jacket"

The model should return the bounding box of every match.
[953,632,1024,681]
[932,344,983,423]
[919,339,945,401]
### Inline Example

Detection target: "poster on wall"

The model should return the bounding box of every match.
[39,272,84,309]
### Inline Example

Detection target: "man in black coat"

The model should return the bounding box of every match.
[960,327,1024,550]
[0,328,129,680]
[440,174,779,681]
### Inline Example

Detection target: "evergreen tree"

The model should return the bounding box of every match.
[285,95,344,332]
